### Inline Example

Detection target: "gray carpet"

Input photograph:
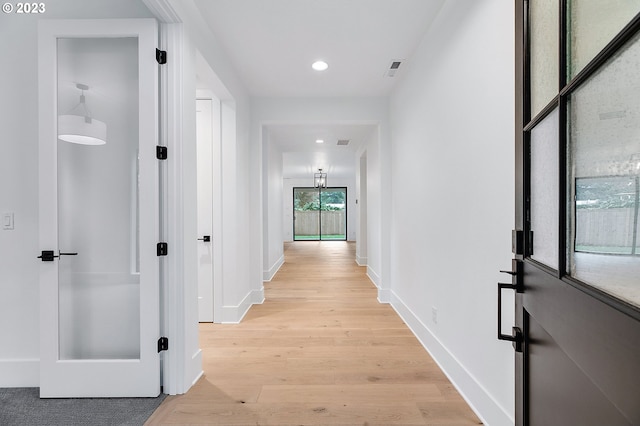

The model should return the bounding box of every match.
[0,388,166,426]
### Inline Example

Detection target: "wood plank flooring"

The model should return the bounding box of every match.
[146,241,482,425]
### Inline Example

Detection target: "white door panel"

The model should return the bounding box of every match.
[196,98,214,322]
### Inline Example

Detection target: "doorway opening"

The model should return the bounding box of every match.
[196,97,216,322]
[293,187,347,241]
[195,48,233,324]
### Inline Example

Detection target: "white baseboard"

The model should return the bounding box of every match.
[188,349,203,388]
[377,288,391,304]
[252,287,266,304]
[366,266,380,288]
[389,290,514,426]
[0,359,39,387]
[365,267,391,303]
[190,369,204,388]
[263,255,284,282]
[220,288,265,324]
[356,255,367,266]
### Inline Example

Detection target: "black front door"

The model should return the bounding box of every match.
[508,2,640,424]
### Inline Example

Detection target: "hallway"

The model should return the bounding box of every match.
[146,242,481,425]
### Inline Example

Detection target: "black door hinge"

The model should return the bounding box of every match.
[156,48,167,65]
[157,242,168,256]
[156,145,167,160]
[157,337,169,352]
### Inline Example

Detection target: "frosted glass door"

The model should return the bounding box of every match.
[38,19,159,398]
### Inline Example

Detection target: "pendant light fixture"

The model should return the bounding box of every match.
[314,168,327,188]
[58,83,107,145]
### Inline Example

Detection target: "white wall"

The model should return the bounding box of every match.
[0,0,154,388]
[388,1,515,425]
[252,97,390,298]
[356,127,382,288]
[263,133,284,280]
[282,177,356,242]
[355,150,368,266]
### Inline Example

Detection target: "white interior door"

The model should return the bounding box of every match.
[38,19,160,398]
[196,99,214,322]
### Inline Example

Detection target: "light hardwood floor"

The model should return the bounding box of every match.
[146,241,482,425]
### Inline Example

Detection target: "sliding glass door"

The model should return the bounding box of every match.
[320,188,347,241]
[293,187,346,241]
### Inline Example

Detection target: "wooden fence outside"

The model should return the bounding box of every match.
[576,207,639,252]
[294,210,345,236]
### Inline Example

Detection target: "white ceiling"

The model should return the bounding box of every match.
[193,0,445,178]
[268,123,376,179]
[194,0,444,97]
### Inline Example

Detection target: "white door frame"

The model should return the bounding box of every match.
[144,0,232,394]
[146,0,206,394]
[157,20,202,395]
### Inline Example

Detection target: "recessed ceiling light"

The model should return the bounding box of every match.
[312,60,328,71]
[316,139,324,144]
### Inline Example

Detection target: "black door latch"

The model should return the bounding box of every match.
[38,250,78,261]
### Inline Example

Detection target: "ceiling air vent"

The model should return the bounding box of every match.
[385,60,403,77]
[337,139,350,146]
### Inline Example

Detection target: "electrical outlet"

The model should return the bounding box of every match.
[2,212,14,230]
[432,307,438,324]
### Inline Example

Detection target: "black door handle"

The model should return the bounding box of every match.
[198,235,211,242]
[500,259,523,287]
[498,282,522,348]
[497,259,524,352]
[38,250,78,261]
[498,282,523,352]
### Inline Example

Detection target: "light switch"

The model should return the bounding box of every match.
[2,212,14,230]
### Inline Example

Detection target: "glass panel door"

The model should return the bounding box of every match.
[514,2,640,424]
[293,188,320,240]
[293,187,346,241]
[320,188,346,241]
[38,19,159,398]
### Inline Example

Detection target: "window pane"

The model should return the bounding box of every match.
[320,188,346,241]
[531,108,560,269]
[530,0,559,118]
[568,1,640,79]
[568,31,640,308]
[294,188,320,240]
[57,37,141,360]
[575,176,637,255]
